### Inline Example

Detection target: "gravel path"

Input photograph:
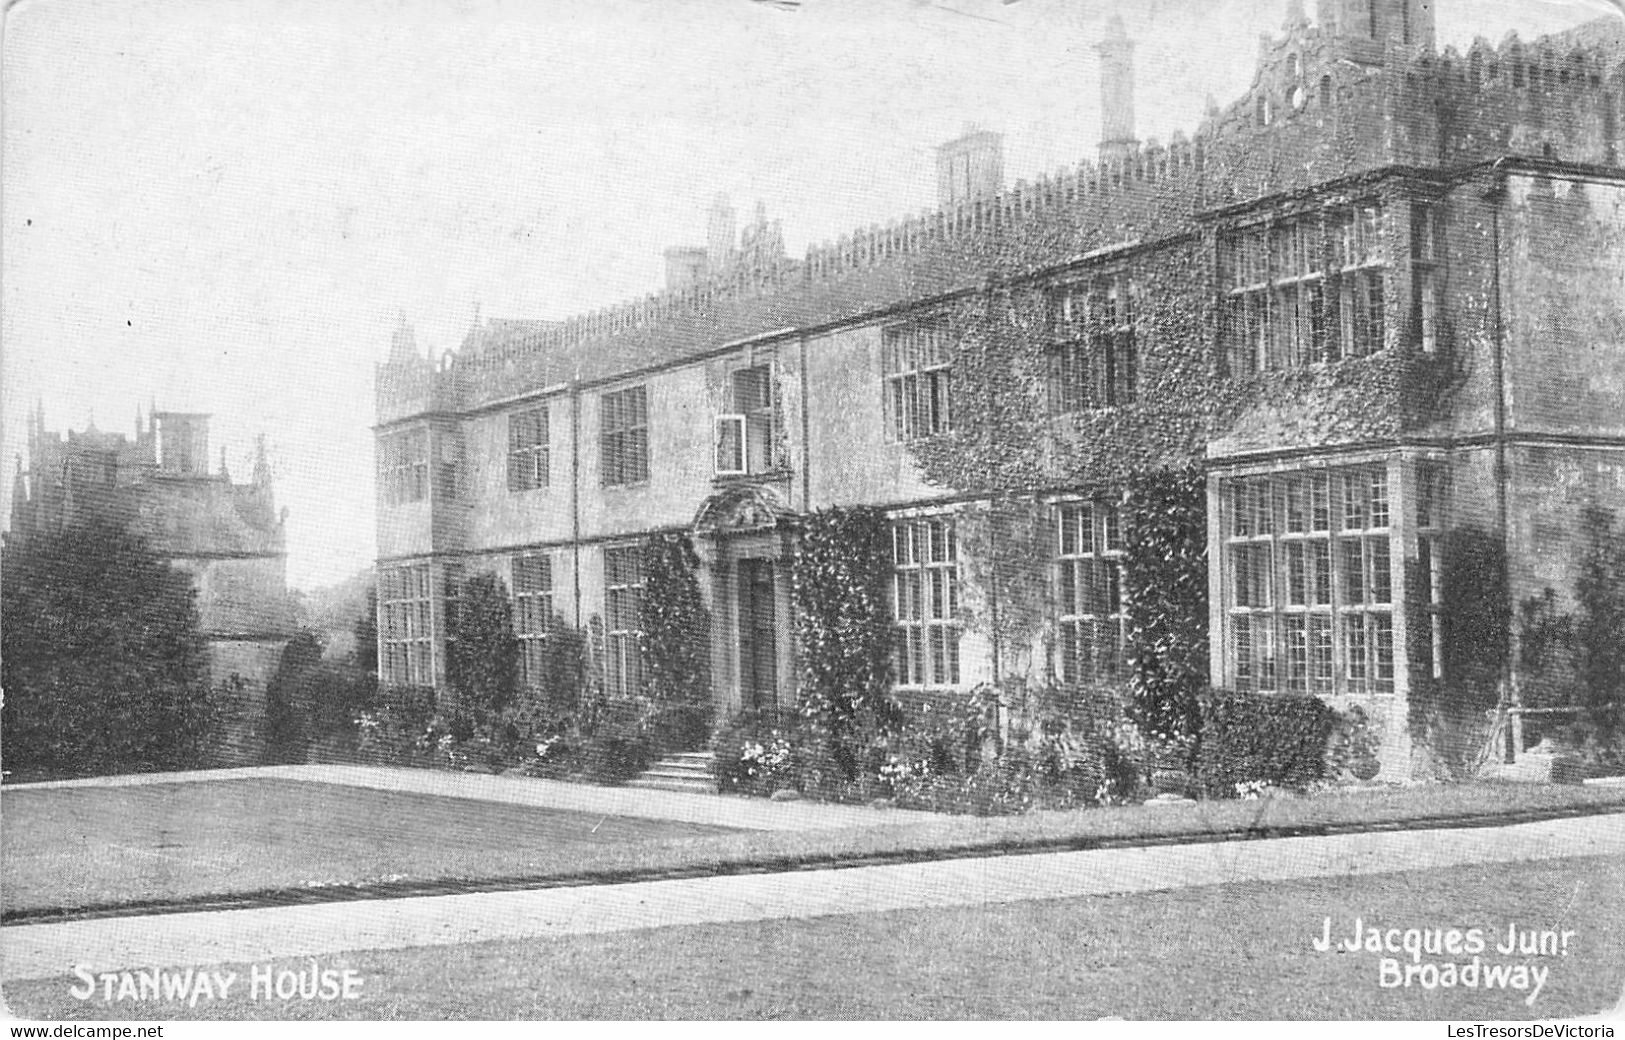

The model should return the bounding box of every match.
[6,812,1622,983]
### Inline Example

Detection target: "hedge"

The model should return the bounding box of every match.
[1195,689,1338,797]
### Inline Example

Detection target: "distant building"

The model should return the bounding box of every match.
[375,2,1625,777]
[9,405,296,762]
[936,125,1005,208]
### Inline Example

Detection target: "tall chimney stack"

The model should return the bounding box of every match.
[663,246,709,292]
[935,124,1004,209]
[1096,14,1139,164]
[706,194,737,271]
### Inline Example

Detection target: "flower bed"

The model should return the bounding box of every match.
[710,681,1401,815]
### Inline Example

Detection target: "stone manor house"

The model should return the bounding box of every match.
[10,407,297,759]
[375,0,1625,776]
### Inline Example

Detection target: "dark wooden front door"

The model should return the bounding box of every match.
[737,558,778,711]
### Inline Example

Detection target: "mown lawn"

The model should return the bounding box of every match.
[0,778,741,915]
[6,773,1625,918]
[11,853,1623,1020]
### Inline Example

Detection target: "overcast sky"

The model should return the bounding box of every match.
[3,0,1615,590]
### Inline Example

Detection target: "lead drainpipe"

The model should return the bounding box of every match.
[987,284,1008,748]
[1485,157,1518,761]
[799,332,811,513]
[571,380,582,630]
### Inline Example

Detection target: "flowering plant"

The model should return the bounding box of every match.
[736,731,794,780]
[1234,779,1277,800]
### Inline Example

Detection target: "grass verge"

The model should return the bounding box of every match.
[0,777,739,916]
[10,853,1623,1019]
[5,773,1625,922]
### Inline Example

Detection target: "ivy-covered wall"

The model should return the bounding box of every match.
[802,321,944,509]
[1121,466,1209,747]
[790,506,900,773]
[1505,445,1625,665]
[908,245,1217,495]
[639,532,711,708]
[370,12,1625,785]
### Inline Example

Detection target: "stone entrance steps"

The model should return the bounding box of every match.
[628,751,717,795]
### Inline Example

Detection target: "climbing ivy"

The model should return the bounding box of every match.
[1571,506,1625,742]
[790,506,900,775]
[639,532,712,746]
[1120,464,1210,750]
[1216,348,1466,452]
[1408,526,1509,776]
[1516,506,1625,745]
[910,247,1218,497]
[955,495,1053,682]
[903,251,1219,751]
[882,142,1478,782]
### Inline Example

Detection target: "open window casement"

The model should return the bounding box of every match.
[715,414,747,476]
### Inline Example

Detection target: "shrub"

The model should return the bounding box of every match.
[1325,704,1383,781]
[879,684,1144,812]
[712,707,798,794]
[888,749,1052,816]
[1572,506,1625,744]
[265,631,324,764]
[522,716,653,783]
[579,724,652,783]
[358,609,673,782]
[563,697,648,783]
[949,751,1041,815]
[1408,526,1508,775]
[712,709,762,787]
[647,701,712,756]
[353,684,438,765]
[1,518,217,779]
[1032,725,1141,805]
[1006,680,1147,803]
[265,633,378,765]
[528,617,588,719]
[445,573,519,720]
[712,682,1151,815]
[1515,507,1625,751]
[1195,689,1337,798]
[712,683,1149,813]
[889,695,983,776]
[524,731,580,778]
[1542,717,1625,778]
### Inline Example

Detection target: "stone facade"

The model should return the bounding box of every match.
[374,2,1625,775]
[9,406,297,763]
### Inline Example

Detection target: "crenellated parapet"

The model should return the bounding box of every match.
[801,136,1208,281]
[376,345,462,425]
[1190,19,1623,207]
[1440,31,1618,90]
[372,10,1625,426]
[1423,32,1624,165]
[374,129,1212,422]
